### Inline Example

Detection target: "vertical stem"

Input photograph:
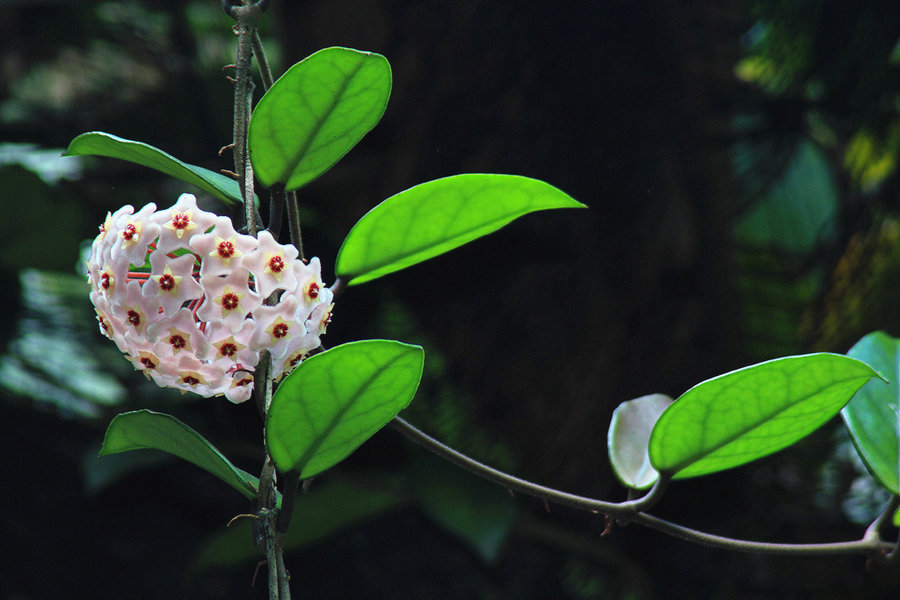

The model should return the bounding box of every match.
[253,28,276,90]
[225,2,289,599]
[276,550,292,600]
[286,190,305,260]
[228,4,261,230]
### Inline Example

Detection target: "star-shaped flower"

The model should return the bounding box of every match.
[142,251,203,316]
[111,203,161,268]
[244,230,299,299]
[251,294,300,357]
[152,193,218,253]
[189,216,259,278]
[168,353,225,396]
[196,268,260,332]
[121,280,161,337]
[205,320,259,367]
[147,308,208,359]
[293,257,325,307]
[89,205,133,269]
[224,370,255,404]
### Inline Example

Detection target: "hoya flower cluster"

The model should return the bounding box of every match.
[86,194,334,403]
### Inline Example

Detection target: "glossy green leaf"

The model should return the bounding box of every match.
[648,354,881,479]
[99,409,258,499]
[248,47,391,190]
[336,174,586,285]
[64,132,241,204]
[844,331,899,494]
[193,479,402,570]
[410,455,517,562]
[267,340,424,477]
[608,394,674,490]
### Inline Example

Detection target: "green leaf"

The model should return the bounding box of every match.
[267,340,424,477]
[64,132,241,205]
[99,409,258,499]
[335,174,586,285]
[193,478,402,570]
[248,47,391,190]
[409,455,517,562]
[607,394,674,490]
[648,354,881,479]
[843,331,900,494]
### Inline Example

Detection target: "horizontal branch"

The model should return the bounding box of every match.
[389,416,896,557]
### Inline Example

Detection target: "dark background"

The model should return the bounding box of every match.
[3,0,900,598]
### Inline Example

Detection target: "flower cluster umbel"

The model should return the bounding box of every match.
[86,194,334,403]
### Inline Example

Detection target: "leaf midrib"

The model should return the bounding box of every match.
[663,370,870,475]
[283,349,408,475]
[276,57,368,185]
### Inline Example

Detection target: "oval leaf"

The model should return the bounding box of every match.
[99,409,258,499]
[608,393,674,490]
[267,340,424,477]
[335,174,586,285]
[648,354,881,479]
[248,47,391,190]
[844,331,899,494]
[64,132,241,204]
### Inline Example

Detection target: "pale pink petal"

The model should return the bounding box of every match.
[205,320,260,368]
[244,230,299,299]
[151,193,219,253]
[110,203,161,268]
[196,268,260,332]
[224,370,255,403]
[147,308,210,359]
[120,280,163,337]
[294,256,325,308]
[250,294,299,357]
[142,251,203,316]
[190,216,258,278]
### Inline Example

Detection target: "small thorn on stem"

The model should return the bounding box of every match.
[251,560,267,587]
[227,513,259,527]
[220,169,239,180]
[601,513,614,537]
[219,143,235,156]
[543,499,551,513]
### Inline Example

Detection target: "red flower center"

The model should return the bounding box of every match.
[217,241,235,258]
[140,357,157,369]
[307,281,320,299]
[272,323,289,338]
[181,375,201,386]
[159,274,176,291]
[268,255,285,273]
[100,272,111,290]
[169,334,186,349]
[222,293,240,311]
[121,223,137,241]
[219,343,237,358]
[127,310,141,327]
[172,213,190,229]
